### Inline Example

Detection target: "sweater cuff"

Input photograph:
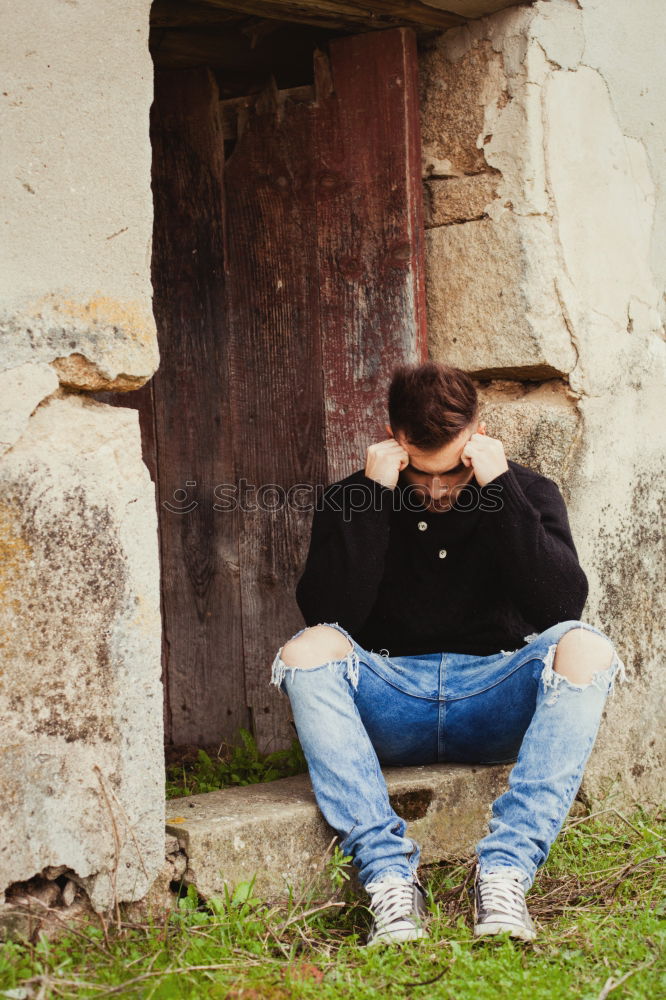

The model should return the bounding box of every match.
[356,473,396,514]
[324,470,394,519]
[479,467,537,520]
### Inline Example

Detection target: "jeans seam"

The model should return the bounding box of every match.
[447,622,626,702]
[362,658,440,702]
[444,655,539,701]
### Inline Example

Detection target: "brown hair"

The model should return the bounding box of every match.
[387,361,478,450]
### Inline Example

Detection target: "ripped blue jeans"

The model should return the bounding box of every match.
[270,620,628,890]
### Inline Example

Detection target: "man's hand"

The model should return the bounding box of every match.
[365,438,410,489]
[461,432,509,487]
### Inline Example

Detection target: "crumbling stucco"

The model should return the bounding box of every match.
[0,395,164,912]
[0,363,59,456]
[420,0,666,805]
[0,1,158,391]
[578,0,666,329]
[0,294,159,392]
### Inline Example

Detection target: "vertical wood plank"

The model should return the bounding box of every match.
[224,28,427,752]
[101,29,428,752]
[224,93,327,751]
[314,27,428,482]
[151,67,247,746]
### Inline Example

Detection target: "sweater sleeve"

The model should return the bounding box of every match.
[478,467,588,630]
[295,472,394,634]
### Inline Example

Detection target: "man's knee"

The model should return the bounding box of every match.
[280,624,353,670]
[553,626,614,685]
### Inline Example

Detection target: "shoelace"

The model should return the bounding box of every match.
[366,877,418,927]
[478,870,525,919]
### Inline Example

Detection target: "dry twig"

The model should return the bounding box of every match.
[564,807,662,841]
[93,765,123,930]
[10,895,110,957]
[278,899,346,934]
[596,956,657,999]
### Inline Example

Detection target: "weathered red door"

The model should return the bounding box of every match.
[103,26,427,751]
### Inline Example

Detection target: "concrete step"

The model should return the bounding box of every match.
[165,762,512,901]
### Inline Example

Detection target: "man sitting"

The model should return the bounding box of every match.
[271,361,627,945]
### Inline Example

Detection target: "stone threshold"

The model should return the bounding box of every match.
[165,762,513,901]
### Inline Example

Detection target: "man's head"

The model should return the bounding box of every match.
[386,361,485,513]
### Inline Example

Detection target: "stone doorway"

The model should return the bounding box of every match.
[97,7,429,756]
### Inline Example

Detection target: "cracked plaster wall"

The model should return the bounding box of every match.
[579,0,666,330]
[0,0,164,914]
[0,395,164,913]
[1,0,663,916]
[420,0,665,806]
[1,0,159,392]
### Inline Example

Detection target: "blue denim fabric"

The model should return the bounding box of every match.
[270,620,628,890]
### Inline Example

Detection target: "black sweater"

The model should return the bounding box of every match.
[295,460,588,657]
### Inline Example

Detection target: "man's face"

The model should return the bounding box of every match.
[391,421,483,513]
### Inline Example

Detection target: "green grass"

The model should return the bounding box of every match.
[2,806,664,1000]
[165,729,307,799]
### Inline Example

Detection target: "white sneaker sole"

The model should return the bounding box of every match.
[474,919,535,941]
[366,926,429,947]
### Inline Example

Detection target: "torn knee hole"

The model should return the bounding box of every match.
[552,628,615,685]
[541,635,628,703]
[280,626,353,670]
[270,624,360,690]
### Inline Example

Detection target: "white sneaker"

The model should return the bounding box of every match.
[365,875,429,947]
[473,865,536,940]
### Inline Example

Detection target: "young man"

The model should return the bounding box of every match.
[270,362,627,946]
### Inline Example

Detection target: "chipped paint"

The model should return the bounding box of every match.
[28,293,156,348]
[1,292,159,389]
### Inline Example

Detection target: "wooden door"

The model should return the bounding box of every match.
[102,26,427,751]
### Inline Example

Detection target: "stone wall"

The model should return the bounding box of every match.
[420,0,665,807]
[1,0,663,921]
[0,0,163,913]
[1,0,158,392]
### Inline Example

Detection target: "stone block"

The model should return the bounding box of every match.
[165,763,512,901]
[0,393,164,913]
[419,36,506,177]
[425,174,501,227]
[426,214,576,378]
[476,379,581,486]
